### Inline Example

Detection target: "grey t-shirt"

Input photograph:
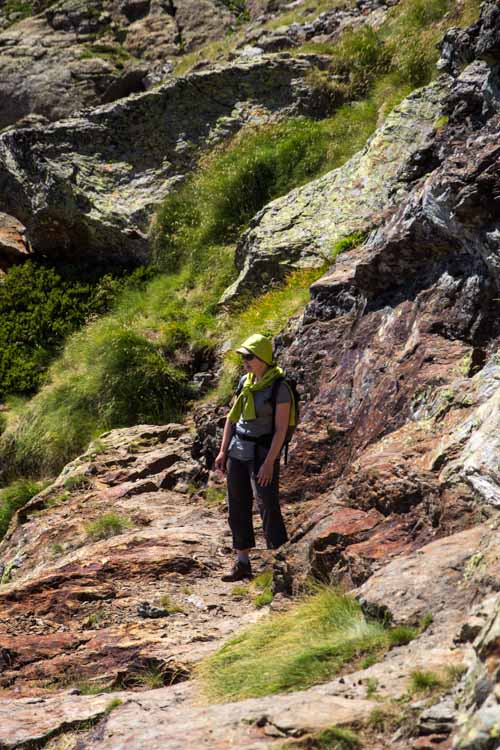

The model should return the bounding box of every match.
[228,375,292,461]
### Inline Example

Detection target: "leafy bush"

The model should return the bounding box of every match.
[0,478,47,539]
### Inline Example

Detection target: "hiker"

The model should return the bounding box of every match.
[214,334,296,582]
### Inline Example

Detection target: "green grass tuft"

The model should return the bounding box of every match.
[85,512,133,542]
[204,486,227,508]
[287,725,362,750]
[387,625,418,647]
[332,231,368,261]
[198,588,388,701]
[105,698,123,714]
[159,594,185,614]
[418,613,434,632]
[409,669,442,693]
[254,589,273,609]
[64,474,92,491]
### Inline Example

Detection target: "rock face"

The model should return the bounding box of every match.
[0,0,236,129]
[220,74,452,303]
[0,212,31,271]
[0,55,327,264]
[196,3,500,595]
[453,594,500,750]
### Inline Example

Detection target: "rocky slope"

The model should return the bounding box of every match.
[0,54,329,265]
[0,0,394,131]
[1,2,500,750]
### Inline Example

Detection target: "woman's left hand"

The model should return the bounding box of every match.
[257,458,274,487]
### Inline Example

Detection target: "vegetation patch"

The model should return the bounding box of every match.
[252,570,274,609]
[2,0,33,24]
[198,588,416,701]
[332,231,368,262]
[0,478,48,539]
[64,474,93,491]
[84,512,134,541]
[0,261,147,401]
[80,43,132,68]
[159,594,185,614]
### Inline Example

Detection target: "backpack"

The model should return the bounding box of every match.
[235,374,300,465]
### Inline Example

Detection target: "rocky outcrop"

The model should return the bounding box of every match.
[220,73,452,303]
[0,55,328,265]
[0,424,273,695]
[453,594,500,750]
[0,0,236,129]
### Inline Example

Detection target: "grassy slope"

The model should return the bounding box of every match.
[0,0,481,482]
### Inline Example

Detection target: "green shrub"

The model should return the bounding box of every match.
[85,512,133,541]
[0,261,147,401]
[0,478,47,539]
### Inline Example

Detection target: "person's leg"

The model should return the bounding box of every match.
[223,457,255,580]
[251,448,288,550]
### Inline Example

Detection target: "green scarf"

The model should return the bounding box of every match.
[228,366,296,425]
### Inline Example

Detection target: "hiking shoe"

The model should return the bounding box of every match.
[221,561,253,582]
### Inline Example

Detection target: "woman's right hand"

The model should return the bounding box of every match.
[214,451,227,474]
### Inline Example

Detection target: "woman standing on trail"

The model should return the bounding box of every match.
[214,334,296,582]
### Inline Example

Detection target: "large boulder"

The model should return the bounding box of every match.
[0,55,328,265]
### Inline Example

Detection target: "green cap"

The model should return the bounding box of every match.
[236,334,274,366]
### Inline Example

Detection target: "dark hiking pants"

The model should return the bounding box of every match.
[226,447,288,550]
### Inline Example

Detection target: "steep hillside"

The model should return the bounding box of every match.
[1,1,499,750]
